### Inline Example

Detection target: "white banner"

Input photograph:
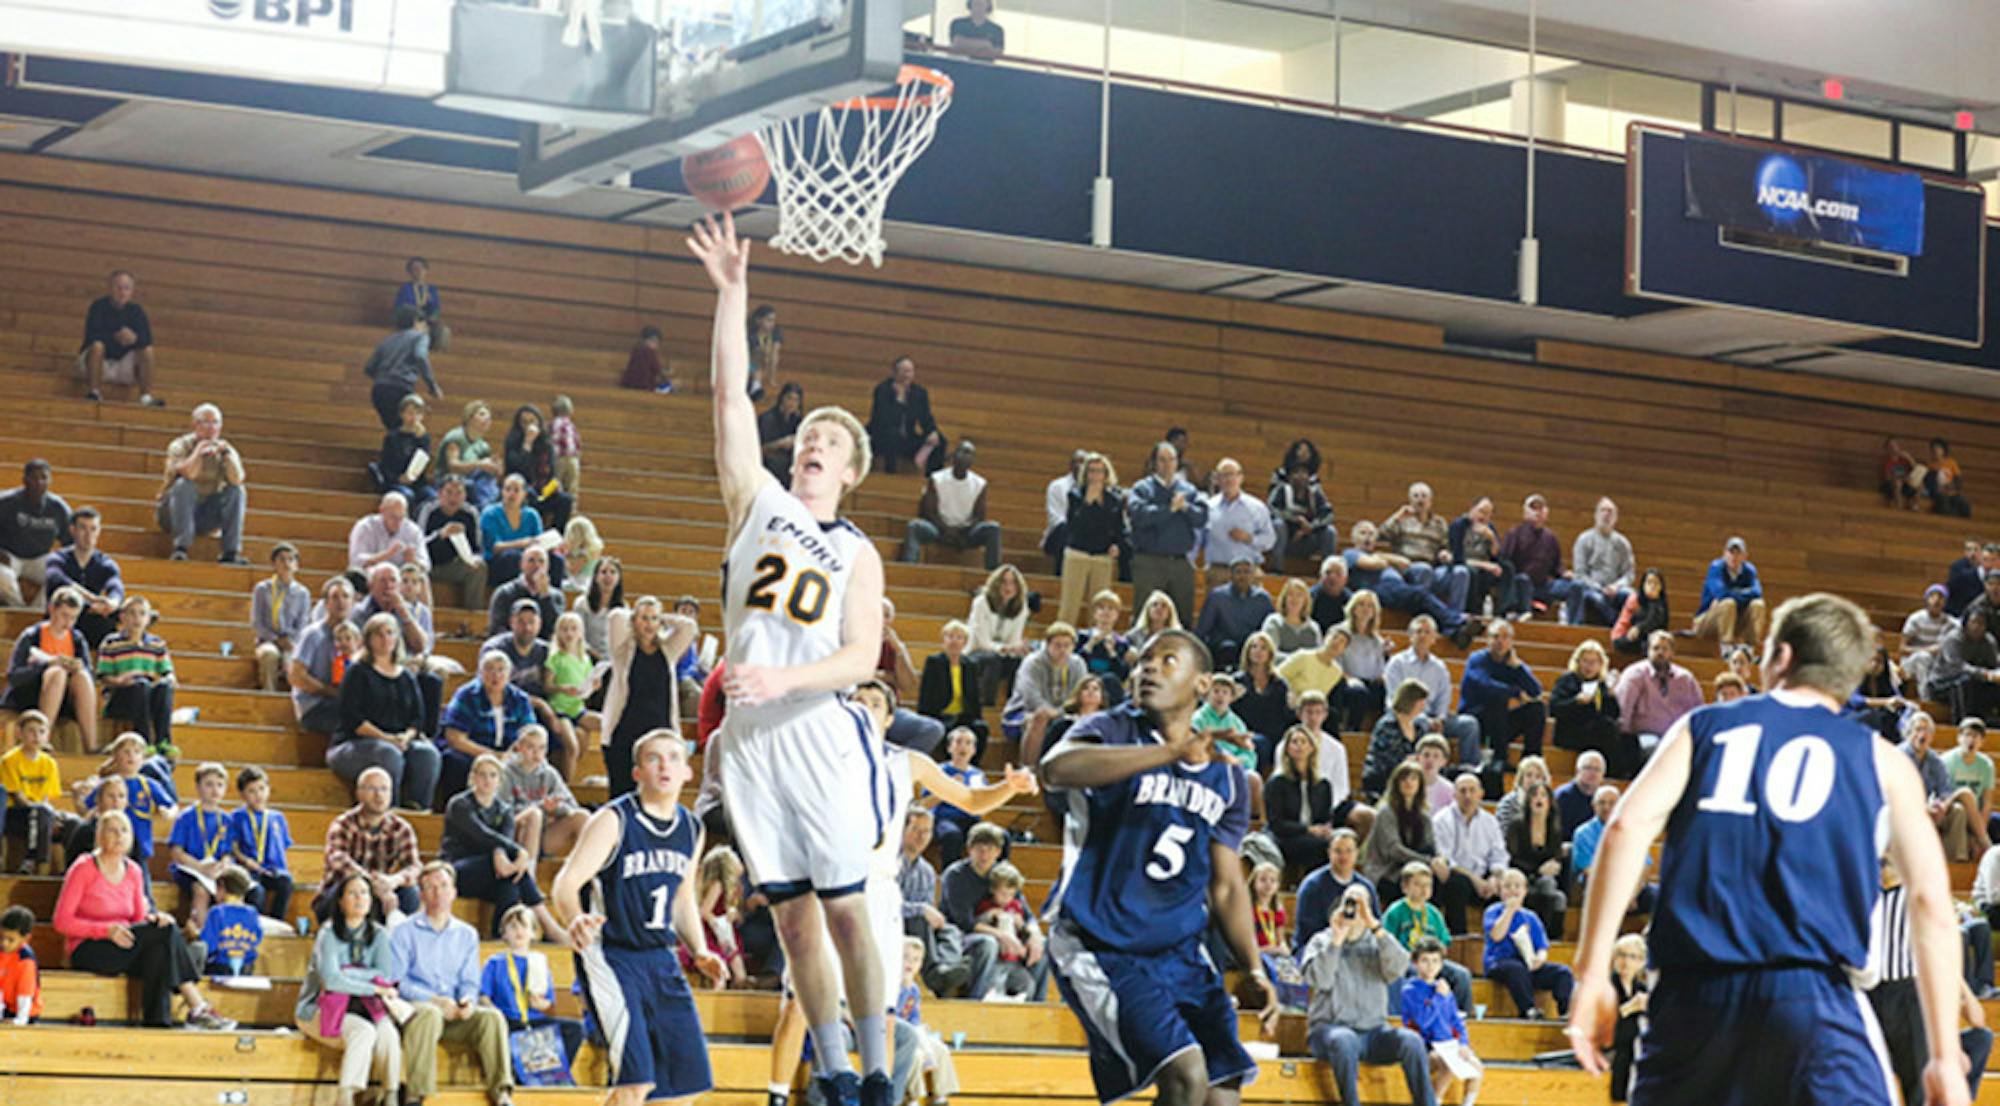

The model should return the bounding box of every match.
[0,0,451,95]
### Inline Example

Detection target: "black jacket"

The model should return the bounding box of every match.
[1549,670,1621,750]
[917,652,986,729]
[1266,773,1333,844]
[867,378,937,443]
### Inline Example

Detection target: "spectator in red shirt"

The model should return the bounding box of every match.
[618,326,669,392]
[1497,494,1579,622]
[54,810,232,1029]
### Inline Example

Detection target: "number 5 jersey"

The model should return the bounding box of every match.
[1044,703,1251,954]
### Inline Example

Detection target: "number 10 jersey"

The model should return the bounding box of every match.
[1649,693,1886,974]
[722,480,869,723]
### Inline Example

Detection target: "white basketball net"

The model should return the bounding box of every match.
[758,68,953,267]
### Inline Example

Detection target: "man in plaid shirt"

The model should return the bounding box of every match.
[314,766,423,921]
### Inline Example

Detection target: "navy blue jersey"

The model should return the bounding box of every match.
[589,795,697,951]
[1650,693,1885,973]
[1047,704,1250,955]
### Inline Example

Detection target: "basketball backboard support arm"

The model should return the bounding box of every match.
[514,0,905,198]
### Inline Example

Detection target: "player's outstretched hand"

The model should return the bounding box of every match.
[1564,974,1618,1076]
[566,911,607,951]
[1924,1056,1973,1106]
[693,950,729,990]
[723,663,791,708]
[1002,764,1040,795]
[687,214,751,294]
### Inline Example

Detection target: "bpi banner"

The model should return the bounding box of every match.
[1683,135,1926,257]
[0,0,449,95]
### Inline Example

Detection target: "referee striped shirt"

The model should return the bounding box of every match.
[1868,882,1914,984]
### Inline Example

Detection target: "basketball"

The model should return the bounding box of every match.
[683,135,772,212]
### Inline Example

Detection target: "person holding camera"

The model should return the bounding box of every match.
[1299,884,1435,1106]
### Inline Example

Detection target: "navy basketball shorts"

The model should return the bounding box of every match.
[1049,922,1258,1105]
[575,942,713,1098]
[1632,965,1895,1106]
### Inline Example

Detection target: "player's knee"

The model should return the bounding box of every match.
[606,1085,651,1106]
[1152,1053,1207,1105]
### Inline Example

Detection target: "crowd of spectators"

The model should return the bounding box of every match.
[11,262,2000,1106]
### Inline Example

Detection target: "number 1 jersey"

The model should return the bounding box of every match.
[1650,693,1885,974]
[590,794,697,951]
[1046,704,1250,955]
[722,480,868,719]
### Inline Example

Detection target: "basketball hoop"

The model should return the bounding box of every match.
[758,64,953,267]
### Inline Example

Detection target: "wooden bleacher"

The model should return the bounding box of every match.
[0,149,1997,1104]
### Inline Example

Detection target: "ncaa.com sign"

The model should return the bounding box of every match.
[0,0,448,94]
[1755,155,1863,225]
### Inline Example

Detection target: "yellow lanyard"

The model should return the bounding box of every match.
[506,953,532,1027]
[199,809,225,860]
[267,579,282,634]
[251,809,269,867]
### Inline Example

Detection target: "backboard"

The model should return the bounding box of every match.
[436,0,907,198]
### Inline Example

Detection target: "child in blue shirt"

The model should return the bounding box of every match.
[76,732,176,864]
[479,905,584,1062]
[897,937,959,1105]
[1482,868,1575,1019]
[200,866,265,976]
[229,766,295,922]
[169,762,235,932]
[1401,936,1482,1106]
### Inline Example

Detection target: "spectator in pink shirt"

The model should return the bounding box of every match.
[54,809,233,1029]
[1613,630,1704,748]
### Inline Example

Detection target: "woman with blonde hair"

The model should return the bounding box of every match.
[1232,631,1293,766]
[1267,724,1336,872]
[1261,577,1322,656]
[559,515,604,596]
[1549,638,1622,768]
[437,398,503,507]
[966,564,1031,701]
[1056,452,1125,626]
[1333,589,1389,729]
[1126,589,1181,662]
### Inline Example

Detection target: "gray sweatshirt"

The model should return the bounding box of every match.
[1571,528,1635,591]
[1299,925,1410,1032]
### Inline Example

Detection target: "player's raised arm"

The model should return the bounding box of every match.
[688,214,769,529]
[552,803,624,948]
[1876,740,1973,1106]
[1565,717,1692,1074]
[1041,724,1200,791]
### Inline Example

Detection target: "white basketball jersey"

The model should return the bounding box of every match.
[723,480,869,718]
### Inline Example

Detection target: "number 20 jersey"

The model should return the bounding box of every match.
[1649,693,1885,974]
[721,480,869,720]
[1045,704,1250,955]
